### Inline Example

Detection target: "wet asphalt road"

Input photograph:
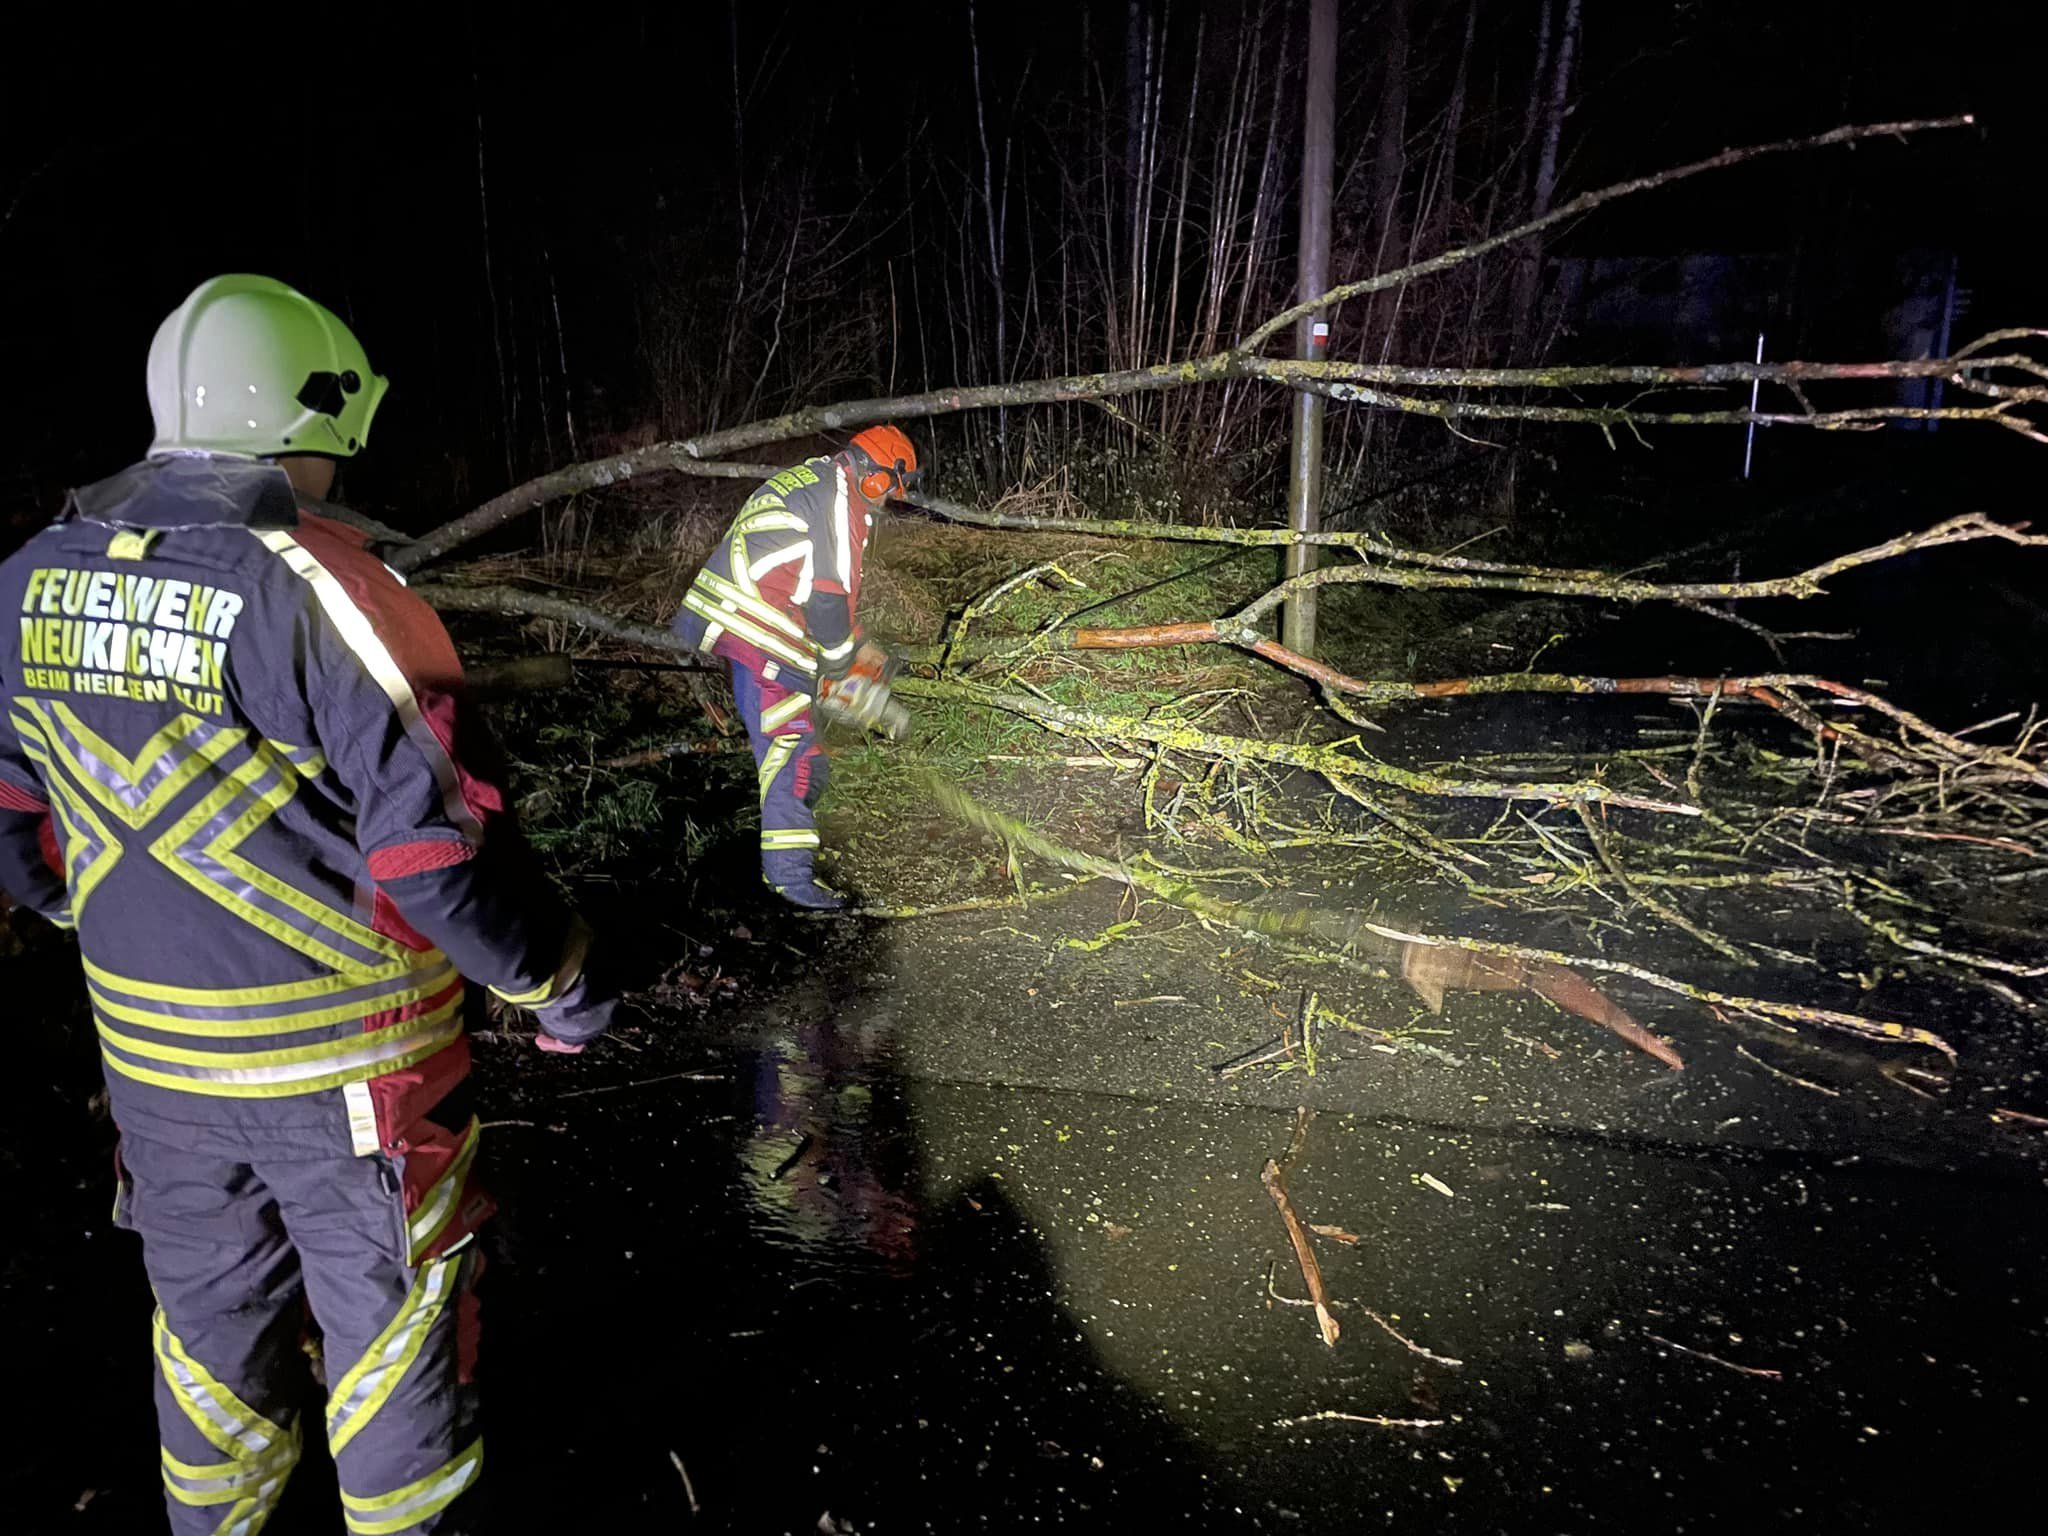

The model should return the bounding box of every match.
[15,889,2043,1534]
[462,887,2044,1534]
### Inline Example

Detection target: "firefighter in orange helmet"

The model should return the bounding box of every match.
[671,426,920,908]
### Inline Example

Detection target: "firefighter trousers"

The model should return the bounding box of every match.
[117,1132,483,1535]
[729,659,829,889]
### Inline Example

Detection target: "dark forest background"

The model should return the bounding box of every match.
[1,1,2034,538]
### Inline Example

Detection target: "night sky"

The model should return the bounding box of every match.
[1,2,2034,526]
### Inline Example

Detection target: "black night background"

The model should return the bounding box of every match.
[3,4,2045,1532]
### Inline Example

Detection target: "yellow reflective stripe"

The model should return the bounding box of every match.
[490,982,552,1007]
[269,739,328,779]
[680,586,807,657]
[694,567,806,633]
[327,1254,462,1456]
[759,693,811,732]
[692,568,810,638]
[108,528,162,560]
[679,590,816,675]
[761,829,822,850]
[98,992,464,1073]
[160,1431,300,1508]
[735,510,808,535]
[100,1002,464,1099]
[758,735,801,798]
[406,1122,482,1264]
[33,748,121,915]
[257,530,482,842]
[102,1029,462,1100]
[148,748,417,972]
[488,915,591,1007]
[80,952,437,1008]
[88,965,459,1038]
[154,1309,289,1459]
[816,636,856,662]
[14,705,121,912]
[727,521,761,598]
[341,1438,483,1534]
[21,700,241,829]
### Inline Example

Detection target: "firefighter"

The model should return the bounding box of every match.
[672,426,920,908]
[0,274,616,1534]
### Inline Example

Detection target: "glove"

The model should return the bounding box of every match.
[815,626,864,683]
[533,977,616,1045]
[525,927,619,1051]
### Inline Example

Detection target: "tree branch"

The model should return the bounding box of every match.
[1232,115,1975,356]
[898,678,1701,815]
[1244,343,2048,393]
[414,582,702,655]
[1228,514,2048,623]
[392,452,780,574]
[1309,380,2048,443]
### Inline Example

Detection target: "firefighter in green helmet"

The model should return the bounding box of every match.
[1,274,617,1533]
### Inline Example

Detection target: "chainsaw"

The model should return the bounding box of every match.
[815,642,911,741]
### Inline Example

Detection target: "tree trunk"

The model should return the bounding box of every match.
[1510,0,1582,350]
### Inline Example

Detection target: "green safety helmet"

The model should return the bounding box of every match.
[146,274,389,459]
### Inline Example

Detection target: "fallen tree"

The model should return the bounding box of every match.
[397,114,2045,1089]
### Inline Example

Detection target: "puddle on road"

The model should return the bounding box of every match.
[477,1002,2048,1533]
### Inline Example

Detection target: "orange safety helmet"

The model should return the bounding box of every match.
[845,424,921,502]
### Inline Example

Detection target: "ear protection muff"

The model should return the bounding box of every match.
[857,461,898,502]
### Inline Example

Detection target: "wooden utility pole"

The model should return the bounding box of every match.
[1283,0,1338,656]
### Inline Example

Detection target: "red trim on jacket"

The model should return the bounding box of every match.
[368,1037,474,1153]
[0,780,46,813]
[368,840,477,881]
[0,780,64,881]
[293,513,506,827]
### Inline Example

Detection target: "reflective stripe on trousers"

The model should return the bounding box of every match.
[729,659,826,883]
[122,1131,485,1535]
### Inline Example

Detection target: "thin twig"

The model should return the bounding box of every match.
[842,883,1102,920]
[1263,1108,1340,1347]
[556,1069,729,1100]
[669,1450,701,1516]
[1644,1332,1784,1381]
[1271,1411,1446,1430]
[1735,1043,1843,1098]
[1361,1309,1464,1368]
[1575,799,1751,964]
